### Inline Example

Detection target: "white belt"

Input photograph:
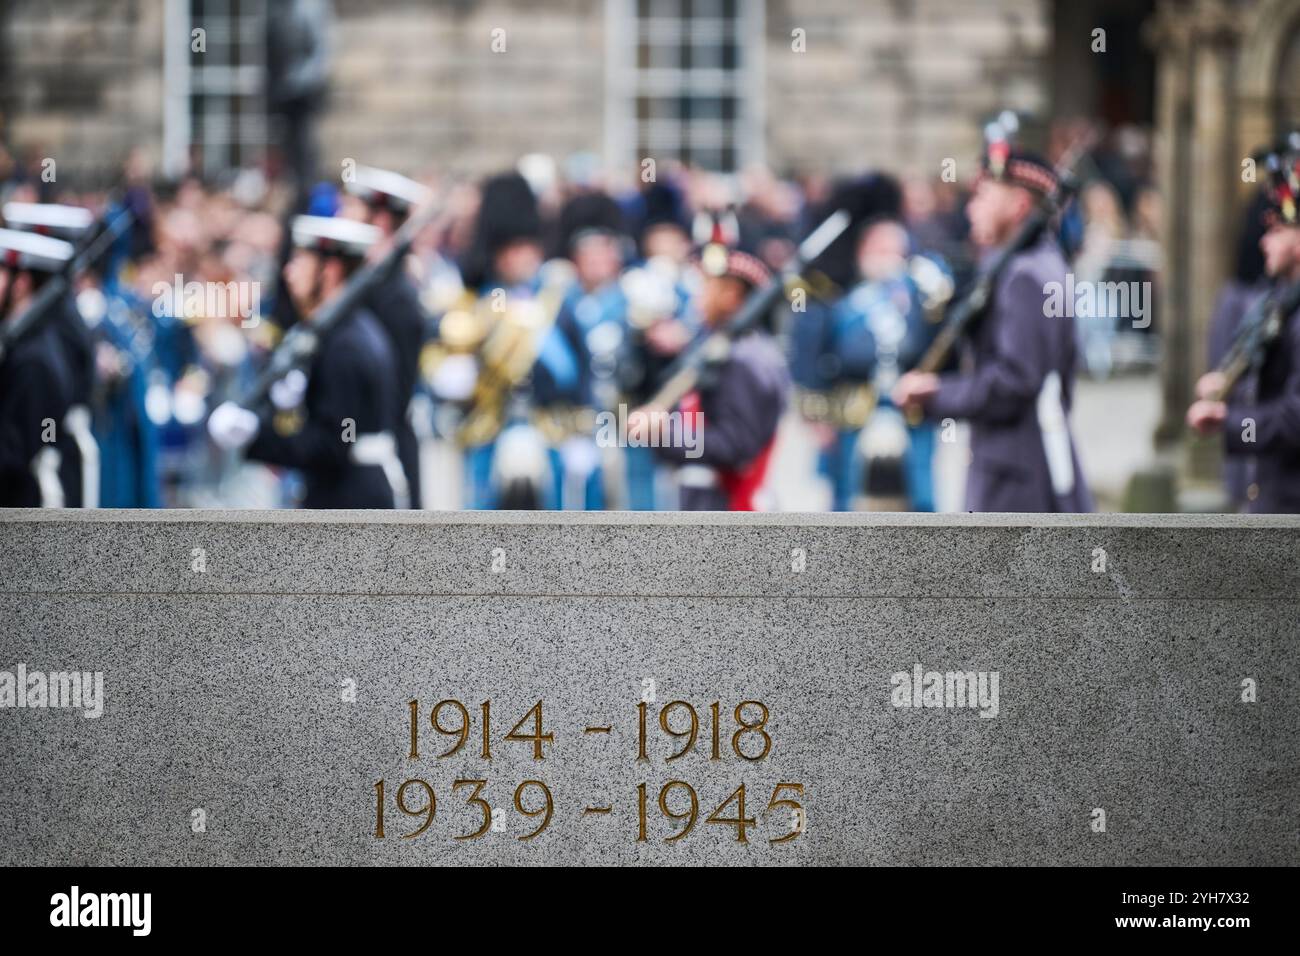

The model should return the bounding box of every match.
[31,447,65,508]
[677,464,719,489]
[64,405,99,508]
[350,432,410,509]
[1035,372,1075,497]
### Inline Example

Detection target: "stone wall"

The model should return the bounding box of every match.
[1,510,1295,865]
[1,0,1052,183]
[0,0,166,185]
[764,0,1051,176]
[321,0,606,177]
[325,0,1054,178]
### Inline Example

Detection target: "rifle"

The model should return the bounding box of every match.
[1208,278,1300,401]
[644,208,853,410]
[238,197,448,413]
[0,206,134,364]
[913,132,1098,375]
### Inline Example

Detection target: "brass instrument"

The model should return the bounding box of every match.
[423,260,575,448]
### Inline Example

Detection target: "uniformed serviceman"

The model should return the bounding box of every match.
[1200,192,1275,511]
[206,215,405,509]
[785,173,918,511]
[554,192,629,413]
[892,143,1093,513]
[0,228,76,507]
[1187,140,1300,513]
[428,172,582,510]
[2,202,100,507]
[548,191,631,509]
[75,268,163,509]
[616,181,700,510]
[629,244,790,511]
[344,165,434,507]
[826,217,951,511]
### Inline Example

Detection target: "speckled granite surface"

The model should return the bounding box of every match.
[1,510,1296,865]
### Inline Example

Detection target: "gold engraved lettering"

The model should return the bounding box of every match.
[453,779,492,840]
[504,701,554,759]
[732,701,772,761]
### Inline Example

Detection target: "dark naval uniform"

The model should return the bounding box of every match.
[2,202,101,507]
[210,214,404,509]
[52,295,95,507]
[347,165,434,508]
[247,304,401,509]
[929,233,1092,513]
[0,322,74,507]
[365,262,427,507]
[0,225,81,507]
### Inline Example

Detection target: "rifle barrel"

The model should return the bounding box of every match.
[237,198,448,412]
[1211,279,1300,400]
[916,130,1098,373]
[644,208,853,410]
[0,207,134,363]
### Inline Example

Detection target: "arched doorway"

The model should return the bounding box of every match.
[1238,0,1300,161]
[1277,20,1300,130]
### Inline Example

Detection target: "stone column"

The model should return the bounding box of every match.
[1182,0,1242,484]
[1145,0,1194,451]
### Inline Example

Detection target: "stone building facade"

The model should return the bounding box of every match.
[0,0,169,184]
[1,0,1115,184]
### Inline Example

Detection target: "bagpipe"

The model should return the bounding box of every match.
[1207,277,1300,401]
[642,208,854,410]
[912,131,1098,376]
[0,205,135,365]
[237,196,450,415]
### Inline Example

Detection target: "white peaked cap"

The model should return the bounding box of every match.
[0,227,76,273]
[2,202,95,240]
[345,166,432,214]
[290,216,382,258]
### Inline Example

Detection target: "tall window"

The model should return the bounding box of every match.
[164,0,268,179]
[605,0,763,173]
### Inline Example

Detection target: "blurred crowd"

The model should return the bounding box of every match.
[0,120,1170,513]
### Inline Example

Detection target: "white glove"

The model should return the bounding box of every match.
[207,401,260,451]
[270,369,308,410]
[429,353,478,401]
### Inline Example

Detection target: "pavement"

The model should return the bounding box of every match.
[765,371,1164,514]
